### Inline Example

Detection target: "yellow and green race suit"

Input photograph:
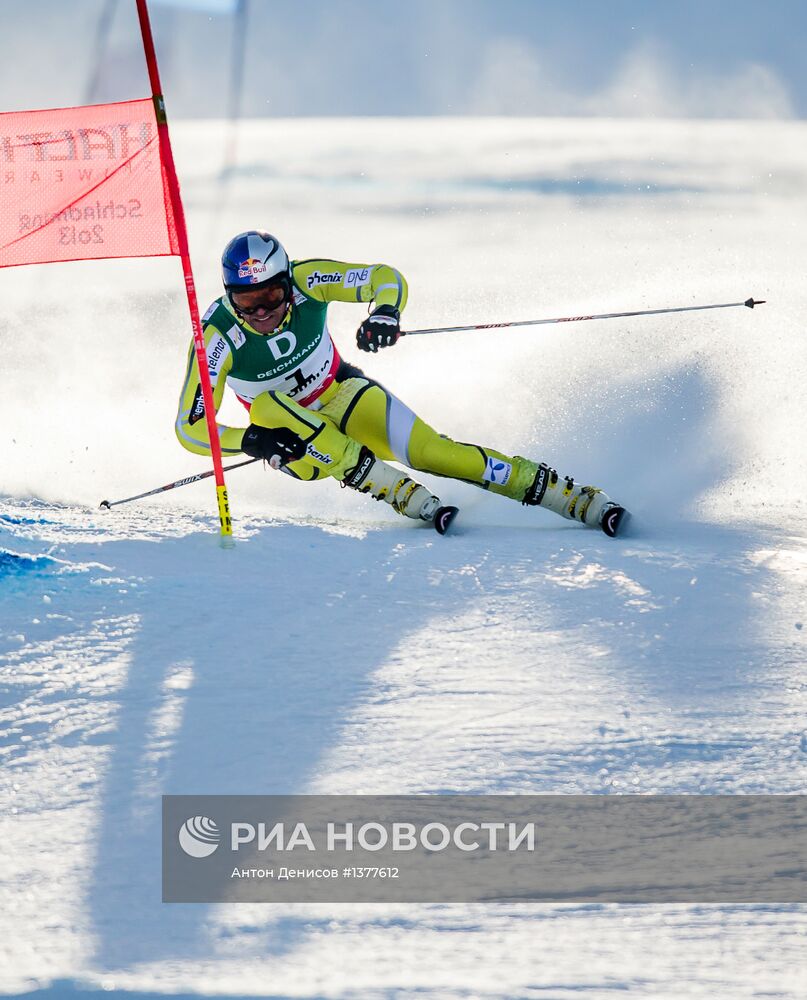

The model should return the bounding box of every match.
[175,258,539,501]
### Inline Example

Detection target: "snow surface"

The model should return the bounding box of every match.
[1,118,806,998]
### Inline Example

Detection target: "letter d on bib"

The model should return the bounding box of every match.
[266,330,297,361]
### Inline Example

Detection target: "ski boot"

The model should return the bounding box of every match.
[342,446,459,535]
[523,463,629,538]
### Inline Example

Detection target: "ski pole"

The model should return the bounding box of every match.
[401,296,765,337]
[99,457,260,510]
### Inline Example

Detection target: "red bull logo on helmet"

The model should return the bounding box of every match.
[237,258,267,282]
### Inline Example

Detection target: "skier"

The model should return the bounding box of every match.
[175,231,628,536]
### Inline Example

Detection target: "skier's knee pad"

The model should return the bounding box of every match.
[319,377,372,429]
[322,380,399,462]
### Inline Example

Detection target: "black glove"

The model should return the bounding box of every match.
[356,305,401,353]
[241,424,307,469]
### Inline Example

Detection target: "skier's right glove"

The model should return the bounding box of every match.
[241,424,307,469]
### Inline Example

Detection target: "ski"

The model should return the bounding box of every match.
[601,505,631,538]
[433,505,460,535]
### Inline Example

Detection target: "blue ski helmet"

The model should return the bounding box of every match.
[221,231,290,292]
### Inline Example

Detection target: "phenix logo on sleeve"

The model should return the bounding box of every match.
[306,270,343,289]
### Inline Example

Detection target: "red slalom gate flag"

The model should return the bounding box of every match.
[0,98,179,267]
[0,0,234,545]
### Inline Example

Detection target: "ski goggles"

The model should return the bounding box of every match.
[228,279,290,317]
